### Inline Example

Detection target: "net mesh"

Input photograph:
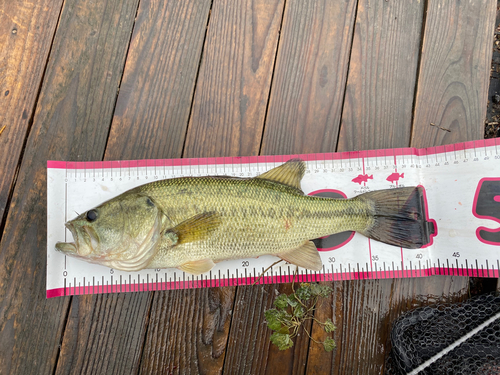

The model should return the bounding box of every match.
[385,294,500,375]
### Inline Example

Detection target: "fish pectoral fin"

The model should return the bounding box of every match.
[178,259,216,275]
[256,159,305,192]
[278,241,323,271]
[165,212,221,245]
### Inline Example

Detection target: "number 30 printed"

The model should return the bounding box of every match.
[473,178,500,246]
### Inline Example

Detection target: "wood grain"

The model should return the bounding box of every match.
[55,293,152,375]
[55,1,212,374]
[223,283,313,374]
[223,1,358,372]
[106,0,212,161]
[223,285,275,374]
[0,0,139,373]
[2,0,495,373]
[305,282,342,374]
[0,0,63,229]
[412,0,496,147]
[140,288,234,374]
[307,1,495,373]
[338,0,424,150]
[137,1,285,373]
[261,0,357,156]
[184,0,285,158]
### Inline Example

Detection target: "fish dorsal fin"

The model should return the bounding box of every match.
[178,259,215,275]
[256,159,305,190]
[164,212,221,245]
[278,241,323,271]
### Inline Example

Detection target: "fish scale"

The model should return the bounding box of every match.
[143,176,370,269]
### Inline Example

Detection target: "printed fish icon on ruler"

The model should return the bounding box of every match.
[352,174,373,185]
[387,172,404,184]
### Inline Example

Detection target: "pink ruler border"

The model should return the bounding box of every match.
[47,266,500,298]
[47,139,499,170]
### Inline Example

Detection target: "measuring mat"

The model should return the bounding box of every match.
[47,139,500,298]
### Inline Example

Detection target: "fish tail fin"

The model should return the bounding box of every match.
[357,187,434,249]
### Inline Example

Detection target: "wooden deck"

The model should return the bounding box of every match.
[0,0,497,374]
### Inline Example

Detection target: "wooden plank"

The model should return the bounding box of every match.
[54,1,212,374]
[412,0,496,147]
[223,1,357,373]
[224,283,313,375]
[306,1,425,371]
[223,285,276,374]
[261,0,357,156]
[106,0,212,161]
[184,0,285,158]
[308,1,496,373]
[0,0,139,373]
[55,293,152,375]
[138,1,285,373]
[140,287,234,374]
[305,281,342,374]
[0,0,63,228]
[338,0,424,150]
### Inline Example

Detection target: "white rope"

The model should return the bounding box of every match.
[407,310,500,375]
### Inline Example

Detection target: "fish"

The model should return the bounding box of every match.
[386,172,404,184]
[352,174,373,185]
[55,159,429,274]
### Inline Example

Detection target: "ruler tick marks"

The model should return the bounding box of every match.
[47,143,500,297]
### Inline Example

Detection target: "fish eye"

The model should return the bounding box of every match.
[86,209,98,222]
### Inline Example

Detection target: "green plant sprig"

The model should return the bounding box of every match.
[264,282,336,351]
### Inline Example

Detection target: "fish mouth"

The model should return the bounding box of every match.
[55,222,78,255]
[55,222,98,257]
[55,241,78,254]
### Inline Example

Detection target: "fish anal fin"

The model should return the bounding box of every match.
[165,212,221,245]
[178,259,215,275]
[278,241,323,271]
[256,159,305,191]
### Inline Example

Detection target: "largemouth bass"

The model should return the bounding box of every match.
[56,159,429,274]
